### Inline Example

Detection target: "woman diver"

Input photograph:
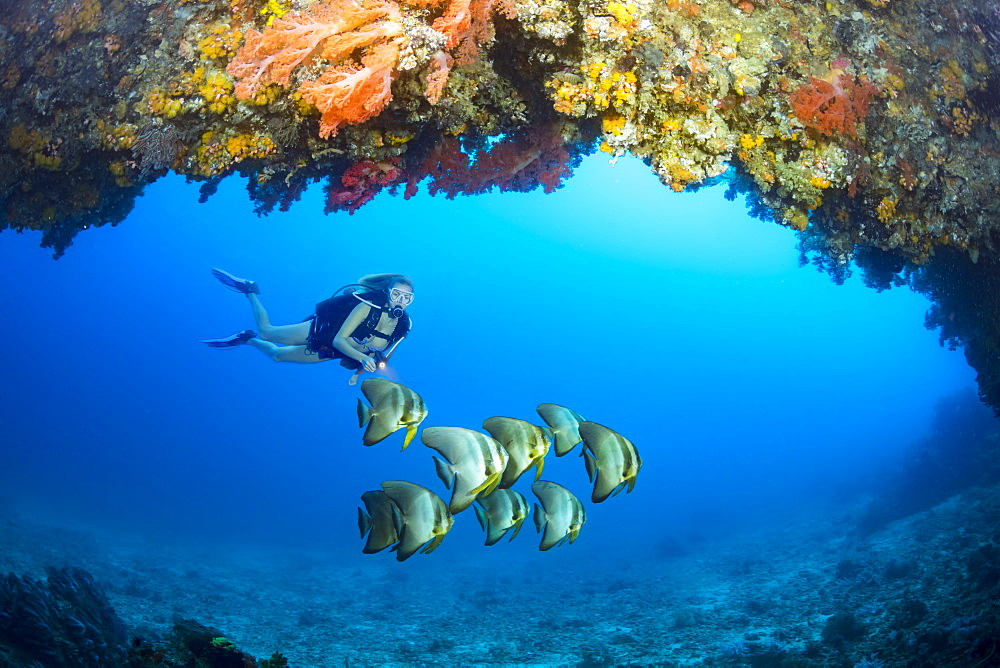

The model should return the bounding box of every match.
[202,269,414,385]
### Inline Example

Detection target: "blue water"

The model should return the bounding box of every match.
[0,154,976,566]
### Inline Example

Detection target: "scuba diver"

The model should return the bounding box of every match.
[202,269,413,385]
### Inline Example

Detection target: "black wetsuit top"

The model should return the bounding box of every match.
[306,291,411,368]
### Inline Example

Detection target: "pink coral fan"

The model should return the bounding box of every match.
[789,71,880,138]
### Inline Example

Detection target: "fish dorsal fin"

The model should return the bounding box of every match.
[482,416,528,447]
[381,480,426,510]
[360,377,402,407]
[421,426,486,464]
[578,421,619,458]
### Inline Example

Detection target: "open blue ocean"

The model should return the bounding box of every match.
[2,155,997,666]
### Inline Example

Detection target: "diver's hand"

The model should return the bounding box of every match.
[360,355,377,373]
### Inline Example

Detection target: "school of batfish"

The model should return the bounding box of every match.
[355,379,642,561]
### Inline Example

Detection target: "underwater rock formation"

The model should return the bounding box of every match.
[2,0,999,407]
[0,567,128,666]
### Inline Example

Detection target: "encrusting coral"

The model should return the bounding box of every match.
[2,0,1000,410]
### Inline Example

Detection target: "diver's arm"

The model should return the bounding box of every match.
[333,304,377,372]
[383,337,404,362]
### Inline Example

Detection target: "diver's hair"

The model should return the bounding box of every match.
[357,273,413,293]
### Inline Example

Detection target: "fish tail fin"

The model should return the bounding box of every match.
[433,456,456,490]
[473,505,489,532]
[357,508,372,538]
[532,503,547,534]
[357,399,372,427]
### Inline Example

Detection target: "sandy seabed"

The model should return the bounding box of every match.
[1,483,998,667]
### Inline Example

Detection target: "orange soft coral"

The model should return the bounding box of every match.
[789,71,880,138]
[433,0,516,65]
[227,0,404,137]
[299,42,400,138]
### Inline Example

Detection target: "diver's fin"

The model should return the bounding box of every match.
[210,268,260,294]
[200,330,256,348]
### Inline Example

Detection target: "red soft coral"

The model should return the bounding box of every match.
[227,0,404,137]
[403,125,573,199]
[325,158,402,213]
[789,72,880,138]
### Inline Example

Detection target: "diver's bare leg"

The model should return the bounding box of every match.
[248,294,311,345]
[247,340,325,364]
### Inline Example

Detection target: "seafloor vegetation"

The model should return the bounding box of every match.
[1,394,998,667]
[2,0,1000,413]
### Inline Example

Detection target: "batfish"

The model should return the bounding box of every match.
[531,480,586,550]
[380,480,453,562]
[357,378,427,449]
[357,490,399,554]
[579,421,643,503]
[474,488,530,546]
[422,426,509,514]
[536,403,586,456]
[482,416,552,488]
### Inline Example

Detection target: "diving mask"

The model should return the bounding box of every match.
[389,287,414,306]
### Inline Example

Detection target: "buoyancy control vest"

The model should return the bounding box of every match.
[305,290,411,366]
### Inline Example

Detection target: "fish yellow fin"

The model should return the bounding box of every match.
[402,424,419,450]
[509,516,526,542]
[421,533,446,554]
[533,457,545,481]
